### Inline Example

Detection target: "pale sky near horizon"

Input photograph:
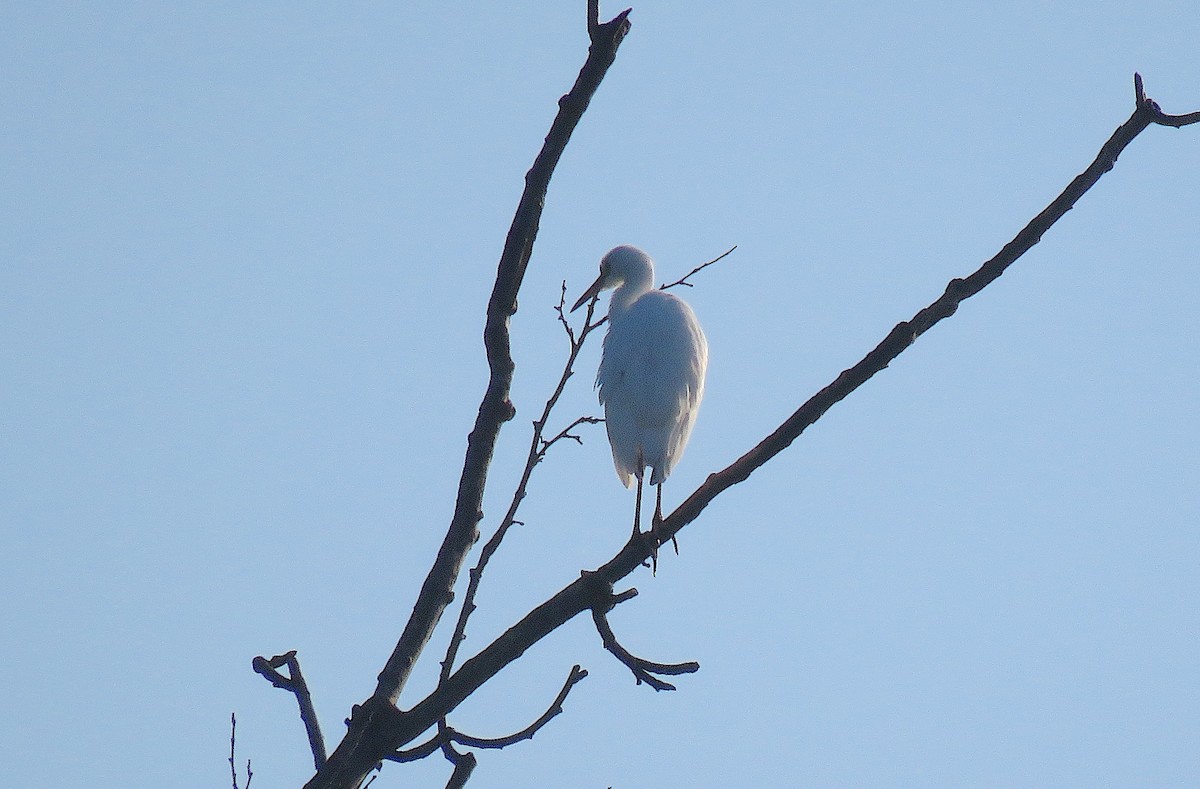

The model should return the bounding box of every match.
[3,3,1199,787]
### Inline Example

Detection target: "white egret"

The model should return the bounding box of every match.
[572,245,708,544]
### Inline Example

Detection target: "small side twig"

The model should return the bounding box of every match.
[585,574,698,691]
[230,712,253,789]
[426,285,603,772]
[660,245,738,290]
[437,284,605,684]
[251,650,326,769]
[1136,72,1200,127]
[343,76,1197,788]
[386,664,586,770]
[296,6,636,786]
[538,415,604,457]
[439,722,477,789]
[387,734,442,764]
[581,245,737,330]
[450,665,589,749]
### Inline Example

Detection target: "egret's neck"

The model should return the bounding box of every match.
[610,268,654,317]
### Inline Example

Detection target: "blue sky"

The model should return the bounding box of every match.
[3,3,1198,787]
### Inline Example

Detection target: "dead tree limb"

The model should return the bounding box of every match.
[257,2,1197,779]
[369,73,1198,762]
[447,665,589,749]
[295,5,633,788]
[652,73,1200,553]
[587,580,698,691]
[251,651,325,769]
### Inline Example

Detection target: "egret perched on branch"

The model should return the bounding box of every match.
[572,245,708,543]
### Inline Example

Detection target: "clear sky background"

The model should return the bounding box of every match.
[3,3,1198,787]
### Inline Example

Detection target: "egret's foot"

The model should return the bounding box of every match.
[631,526,656,571]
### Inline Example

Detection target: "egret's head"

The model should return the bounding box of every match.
[571,245,654,312]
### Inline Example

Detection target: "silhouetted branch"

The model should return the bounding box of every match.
[429,278,602,766]
[587,579,698,691]
[445,756,476,789]
[385,665,584,768]
[300,6,634,787]
[539,415,604,455]
[230,713,253,789]
[649,73,1199,555]
[263,9,1195,781]
[251,651,325,769]
[437,275,603,694]
[660,245,738,290]
[375,75,1199,759]
[439,722,478,788]
[582,245,735,331]
[451,665,589,749]
[1135,72,1200,127]
[387,734,441,764]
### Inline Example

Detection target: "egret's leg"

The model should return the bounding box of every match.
[632,474,643,538]
[653,484,679,555]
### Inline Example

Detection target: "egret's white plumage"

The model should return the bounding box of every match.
[572,245,708,538]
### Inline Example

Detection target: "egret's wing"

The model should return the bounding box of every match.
[597,290,707,486]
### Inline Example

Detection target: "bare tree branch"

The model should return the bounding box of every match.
[660,245,738,290]
[439,723,478,788]
[582,245,735,330]
[251,651,325,769]
[300,7,634,788]
[230,712,238,789]
[589,585,698,691]
[229,713,253,789]
[385,665,586,769]
[370,0,630,711]
[387,733,442,764]
[540,414,604,454]
[649,73,1199,554]
[1135,72,1200,127]
[427,283,602,766]
[445,756,476,789]
[258,5,1195,780]
[450,665,589,749]
[437,282,605,690]
[370,75,1198,759]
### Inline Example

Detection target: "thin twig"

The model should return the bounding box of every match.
[582,245,736,330]
[388,666,588,762]
[660,245,738,290]
[555,281,578,345]
[450,665,589,749]
[539,415,604,456]
[230,713,248,789]
[436,290,603,687]
[251,651,326,769]
[387,734,442,764]
[429,289,602,762]
[583,573,697,691]
[591,601,698,692]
